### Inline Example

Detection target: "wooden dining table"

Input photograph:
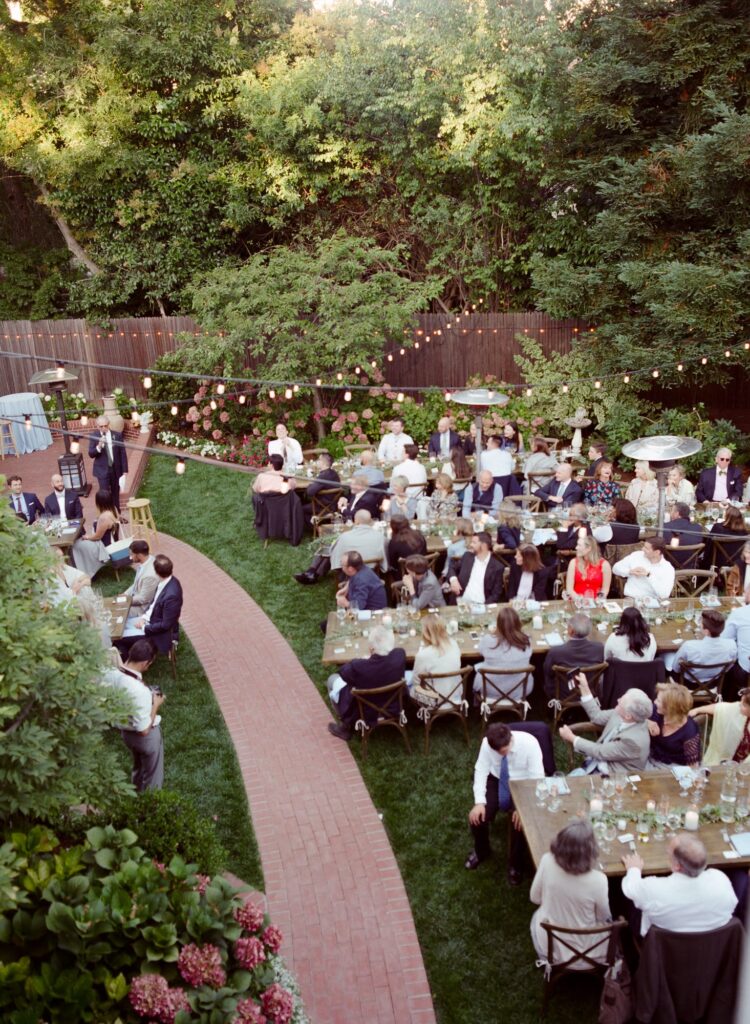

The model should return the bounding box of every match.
[102,594,132,640]
[318,518,454,556]
[510,766,750,876]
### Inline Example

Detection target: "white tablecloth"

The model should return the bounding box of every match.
[0,392,53,454]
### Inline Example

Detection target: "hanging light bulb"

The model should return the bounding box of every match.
[315,378,322,387]
[293,384,300,393]
[370,361,377,368]
[217,383,225,395]
[344,390,352,402]
[397,392,405,402]
[336,372,343,381]
[414,342,420,349]
[399,348,405,356]
[56,360,65,380]
[171,404,178,416]
[143,375,152,389]
[444,390,452,401]
[269,389,276,399]
[132,411,140,425]
[701,356,708,365]
[526,387,532,397]
[387,354,393,362]
[744,342,750,351]
[594,380,601,389]
[562,384,569,394]
[677,363,684,372]
[70,439,80,455]
[623,375,630,384]
[354,366,361,374]
[81,414,88,426]
[725,349,731,358]
[210,399,217,410]
[285,387,293,400]
[238,394,246,404]
[652,369,660,378]
[176,459,186,476]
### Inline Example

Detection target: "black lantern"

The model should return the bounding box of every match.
[58,447,91,497]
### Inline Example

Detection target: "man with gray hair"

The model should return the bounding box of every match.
[559,672,651,773]
[326,625,406,741]
[543,613,604,699]
[294,509,387,584]
[622,835,737,935]
[337,473,383,520]
[88,414,128,510]
[696,446,743,503]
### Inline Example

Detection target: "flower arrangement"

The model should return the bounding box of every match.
[41,390,95,421]
[112,386,144,421]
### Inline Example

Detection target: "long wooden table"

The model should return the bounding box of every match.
[40,518,85,554]
[102,594,132,640]
[318,519,453,556]
[322,596,739,665]
[511,767,750,876]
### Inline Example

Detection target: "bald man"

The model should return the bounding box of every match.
[428,417,460,459]
[44,473,83,521]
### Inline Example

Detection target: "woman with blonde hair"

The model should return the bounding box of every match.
[523,436,557,492]
[690,689,750,765]
[409,614,462,706]
[428,473,458,518]
[625,461,659,517]
[647,683,701,767]
[565,534,611,599]
[666,463,696,507]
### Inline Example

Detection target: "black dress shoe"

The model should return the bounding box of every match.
[464,851,484,870]
[507,867,523,887]
[294,571,317,585]
[328,722,353,741]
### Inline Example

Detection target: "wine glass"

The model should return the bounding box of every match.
[335,606,346,628]
[603,821,617,854]
[637,815,650,844]
[547,781,561,813]
[678,768,694,800]
[613,772,627,811]
[666,810,682,837]
[734,787,749,834]
[535,780,548,808]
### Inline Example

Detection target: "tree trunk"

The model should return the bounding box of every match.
[35,181,102,276]
[310,384,327,441]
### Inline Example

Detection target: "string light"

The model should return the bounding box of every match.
[370,361,377,368]
[725,349,731,358]
[170,405,178,416]
[315,378,322,386]
[623,375,630,384]
[745,342,750,351]
[80,414,88,426]
[24,414,31,431]
[344,390,352,402]
[399,348,405,356]
[397,392,405,402]
[387,354,393,362]
[562,384,569,393]
[701,357,708,365]
[268,389,275,399]
[143,375,152,389]
[594,380,601,389]
[677,363,684,372]
[293,384,299,393]
[444,390,452,401]
[414,342,419,349]
[238,394,246,404]
[210,399,217,410]
[70,439,80,455]
[336,372,343,381]
[175,458,186,476]
[652,369,660,378]
[284,387,293,400]
[216,383,225,395]
[56,361,65,379]
[354,366,361,374]
[526,387,532,397]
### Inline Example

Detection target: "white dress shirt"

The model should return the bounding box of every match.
[52,489,68,520]
[268,436,303,472]
[622,867,737,936]
[105,666,159,731]
[377,431,413,463]
[612,551,675,601]
[479,448,514,479]
[462,554,490,604]
[473,731,544,804]
[712,469,729,502]
[143,576,170,624]
[392,457,428,496]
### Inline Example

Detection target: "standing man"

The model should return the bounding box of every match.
[377,417,413,463]
[268,423,303,474]
[105,638,164,792]
[695,447,743,504]
[89,415,128,510]
[466,722,544,885]
[44,473,83,521]
[613,537,675,601]
[7,475,44,524]
[428,416,460,459]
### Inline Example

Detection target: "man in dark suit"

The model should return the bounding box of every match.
[543,613,605,698]
[448,532,504,604]
[428,416,460,459]
[695,448,743,504]
[89,415,128,510]
[7,474,44,524]
[44,473,84,521]
[303,452,341,523]
[586,442,608,479]
[116,554,183,657]
[664,502,705,566]
[534,463,584,509]
[338,474,383,520]
[326,623,406,741]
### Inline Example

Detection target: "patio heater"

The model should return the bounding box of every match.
[28,365,92,496]
[448,388,510,460]
[621,435,702,533]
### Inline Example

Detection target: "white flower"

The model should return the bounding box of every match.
[113,388,123,395]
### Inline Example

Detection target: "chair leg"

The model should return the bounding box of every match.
[401,724,411,754]
[460,713,470,746]
[424,720,431,755]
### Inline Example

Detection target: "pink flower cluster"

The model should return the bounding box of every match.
[235,998,266,1023]
[234,936,266,970]
[194,873,211,895]
[261,925,283,953]
[260,983,294,1024]
[129,974,190,1024]
[177,943,226,989]
[234,897,265,933]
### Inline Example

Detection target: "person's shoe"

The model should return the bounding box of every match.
[328,722,353,741]
[294,571,317,585]
[464,851,485,870]
[507,867,523,887]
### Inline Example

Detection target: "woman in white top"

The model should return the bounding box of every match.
[665,464,696,508]
[604,606,657,662]
[473,606,532,700]
[530,819,611,964]
[409,615,462,706]
[625,461,659,517]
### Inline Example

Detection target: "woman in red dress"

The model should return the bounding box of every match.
[565,534,612,599]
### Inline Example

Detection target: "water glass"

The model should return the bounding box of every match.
[636,815,650,844]
[535,780,548,808]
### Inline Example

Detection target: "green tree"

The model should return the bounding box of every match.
[0,493,132,823]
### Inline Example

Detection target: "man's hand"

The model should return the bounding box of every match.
[337,497,348,511]
[468,803,486,826]
[402,573,415,595]
[335,592,349,609]
[575,671,591,697]
[630,566,649,577]
[152,693,165,712]
[133,618,145,630]
[622,852,644,872]
[450,577,462,596]
[511,809,523,832]
[559,724,575,744]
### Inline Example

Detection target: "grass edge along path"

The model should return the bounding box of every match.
[140,457,603,1024]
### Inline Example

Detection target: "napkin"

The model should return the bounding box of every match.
[544,631,565,646]
[730,832,750,856]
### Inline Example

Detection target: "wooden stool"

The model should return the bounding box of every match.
[126,497,157,546]
[0,419,19,460]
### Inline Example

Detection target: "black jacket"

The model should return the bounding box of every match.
[507,562,549,601]
[452,552,504,604]
[44,488,84,520]
[543,636,605,698]
[337,649,407,727]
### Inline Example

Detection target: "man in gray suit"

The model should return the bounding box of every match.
[559,672,651,773]
[121,539,159,614]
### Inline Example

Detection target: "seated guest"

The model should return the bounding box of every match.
[500,420,524,453]
[695,446,743,503]
[479,434,514,489]
[387,514,427,577]
[7,474,43,524]
[44,472,83,521]
[442,444,472,485]
[336,551,387,611]
[706,505,749,570]
[534,462,583,510]
[426,473,458,519]
[647,683,701,767]
[604,606,656,662]
[555,504,592,553]
[473,606,532,701]
[583,461,620,508]
[721,589,750,689]
[585,442,608,479]
[565,535,611,599]
[253,453,293,493]
[442,518,474,580]
[665,463,696,507]
[461,421,478,456]
[462,469,503,519]
[592,497,640,549]
[726,540,750,597]
[613,537,675,602]
[428,416,460,459]
[303,452,341,521]
[508,543,549,601]
[104,638,164,792]
[399,554,445,609]
[530,820,611,965]
[49,547,92,606]
[326,625,406,741]
[523,436,557,492]
[294,509,387,584]
[690,688,750,764]
[121,539,159,614]
[116,555,183,657]
[267,423,303,474]
[663,501,704,566]
[622,836,737,936]
[377,416,413,463]
[496,502,522,551]
[71,489,121,579]
[559,673,652,773]
[466,722,543,884]
[386,475,417,520]
[624,461,658,518]
[393,443,428,498]
[356,448,385,486]
[671,609,736,681]
[338,473,382,520]
[543,613,604,699]
[408,615,461,705]
[448,531,504,605]
[78,593,114,654]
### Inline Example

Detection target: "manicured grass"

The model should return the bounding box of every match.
[94,570,263,890]
[139,457,602,1024]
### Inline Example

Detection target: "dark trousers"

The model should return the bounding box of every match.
[120,724,164,792]
[96,467,121,510]
[307,554,332,578]
[470,774,526,870]
[725,663,748,702]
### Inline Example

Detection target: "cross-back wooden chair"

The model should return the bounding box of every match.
[676,658,735,746]
[350,679,411,759]
[664,542,705,571]
[310,487,344,537]
[344,442,371,457]
[412,667,473,753]
[397,551,441,577]
[477,665,535,722]
[671,569,717,598]
[539,918,628,1017]
[500,493,542,513]
[549,662,609,728]
[708,535,750,572]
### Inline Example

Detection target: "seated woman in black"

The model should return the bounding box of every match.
[387,514,427,579]
[507,543,549,601]
[591,497,640,554]
[497,502,522,551]
[706,506,749,570]
[647,683,701,768]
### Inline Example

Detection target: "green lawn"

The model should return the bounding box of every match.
[139,457,602,1024]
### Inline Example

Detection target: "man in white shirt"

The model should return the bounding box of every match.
[104,638,164,792]
[392,444,428,497]
[670,608,737,681]
[43,473,83,521]
[377,417,413,463]
[613,537,675,601]
[268,423,303,473]
[479,434,514,481]
[622,835,737,936]
[722,588,750,696]
[466,722,544,884]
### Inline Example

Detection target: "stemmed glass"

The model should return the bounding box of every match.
[678,767,695,800]
[547,779,561,813]
[734,786,749,834]
[653,798,669,841]
[535,780,548,808]
[613,772,627,811]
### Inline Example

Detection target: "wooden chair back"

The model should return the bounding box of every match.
[478,665,535,722]
[671,569,717,597]
[664,542,705,570]
[540,918,627,1016]
[676,659,735,706]
[550,662,609,727]
[414,667,473,753]
[310,487,344,537]
[500,493,542,513]
[350,679,411,759]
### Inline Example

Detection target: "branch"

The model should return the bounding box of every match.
[35,181,102,276]
[3,695,36,736]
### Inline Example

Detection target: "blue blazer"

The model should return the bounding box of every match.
[9,492,44,524]
[44,489,84,520]
[144,577,183,653]
[534,479,584,509]
[695,466,743,503]
[428,429,460,457]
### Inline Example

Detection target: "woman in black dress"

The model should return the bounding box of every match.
[647,683,701,767]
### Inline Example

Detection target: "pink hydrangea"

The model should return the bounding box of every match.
[235,898,265,933]
[260,984,294,1024]
[261,925,283,953]
[194,874,210,895]
[234,936,266,971]
[192,422,200,432]
[235,998,267,1023]
[186,406,199,422]
[346,411,358,423]
[212,429,223,440]
[361,408,374,420]
[331,419,344,433]
[168,988,191,1021]
[202,419,212,431]
[177,943,226,989]
[219,411,230,423]
[152,860,166,874]
[343,434,353,443]
[252,427,260,436]
[202,406,212,418]
[295,419,306,428]
[129,975,172,1021]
